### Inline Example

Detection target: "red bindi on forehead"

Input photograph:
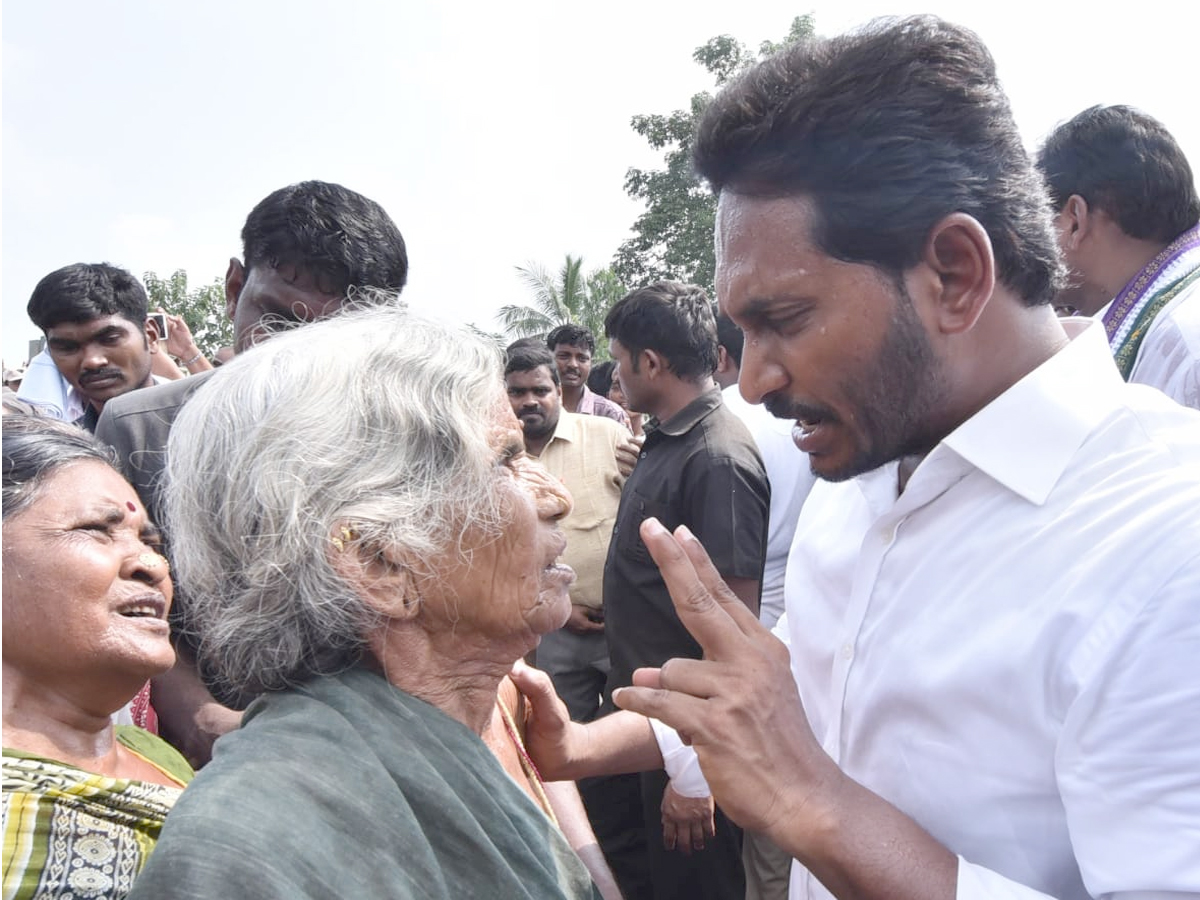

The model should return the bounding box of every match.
[126,501,137,512]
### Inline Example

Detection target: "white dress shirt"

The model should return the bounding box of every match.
[722,383,816,626]
[1126,275,1200,411]
[655,321,1200,898]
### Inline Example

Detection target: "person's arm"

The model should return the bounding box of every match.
[151,653,241,768]
[543,780,623,900]
[151,351,187,381]
[615,519,958,900]
[509,660,661,781]
[161,309,214,374]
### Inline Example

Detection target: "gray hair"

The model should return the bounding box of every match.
[3,416,117,521]
[165,303,509,697]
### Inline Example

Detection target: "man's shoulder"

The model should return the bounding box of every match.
[559,409,628,443]
[103,370,215,420]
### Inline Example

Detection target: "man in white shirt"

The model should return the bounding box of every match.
[513,15,1200,900]
[1037,104,1200,409]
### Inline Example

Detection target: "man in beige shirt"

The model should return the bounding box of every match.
[504,342,629,722]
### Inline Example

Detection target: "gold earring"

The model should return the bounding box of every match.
[331,526,358,552]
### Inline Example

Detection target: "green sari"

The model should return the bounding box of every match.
[2,726,192,900]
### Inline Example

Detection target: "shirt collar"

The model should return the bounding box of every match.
[546,409,581,446]
[936,318,1125,505]
[653,388,723,438]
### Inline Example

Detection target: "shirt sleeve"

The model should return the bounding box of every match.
[649,718,711,798]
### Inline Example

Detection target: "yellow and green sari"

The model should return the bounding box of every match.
[2,726,192,900]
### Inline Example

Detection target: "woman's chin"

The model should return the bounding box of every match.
[539,566,575,624]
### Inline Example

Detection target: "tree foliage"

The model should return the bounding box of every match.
[142,269,233,359]
[496,255,627,360]
[612,15,817,294]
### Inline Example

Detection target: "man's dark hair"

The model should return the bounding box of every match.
[241,181,409,296]
[714,305,744,368]
[604,281,718,381]
[545,323,595,355]
[693,16,1062,307]
[588,360,616,396]
[504,343,560,384]
[1036,105,1200,244]
[27,263,149,332]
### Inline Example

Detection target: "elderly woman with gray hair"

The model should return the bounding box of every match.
[127,306,609,900]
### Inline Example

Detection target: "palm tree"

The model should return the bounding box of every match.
[496,255,625,358]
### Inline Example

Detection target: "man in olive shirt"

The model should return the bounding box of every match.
[504,343,629,723]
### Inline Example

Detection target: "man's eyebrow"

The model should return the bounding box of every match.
[736,296,811,324]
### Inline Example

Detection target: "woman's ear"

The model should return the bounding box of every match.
[327,525,420,620]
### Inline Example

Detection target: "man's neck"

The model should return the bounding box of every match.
[562,384,584,411]
[650,379,709,424]
[524,432,553,458]
[1087,235,1175,315]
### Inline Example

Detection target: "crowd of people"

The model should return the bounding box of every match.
[3,14,1198,900]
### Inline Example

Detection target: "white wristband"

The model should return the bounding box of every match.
[649,717,711,798]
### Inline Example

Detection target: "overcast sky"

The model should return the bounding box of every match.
[5,0,1199,365]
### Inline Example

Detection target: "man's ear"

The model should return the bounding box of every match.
[919,212,996,336]
[225,258,245,322]
[715,345,732,376]
[327,526,420,621]
[144,317,161,351]
[642,349,665,379]
[1057,194,1091,251]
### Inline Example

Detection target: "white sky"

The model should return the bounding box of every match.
[4,0,1199,365]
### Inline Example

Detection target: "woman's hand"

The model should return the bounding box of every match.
[510,659,590,781]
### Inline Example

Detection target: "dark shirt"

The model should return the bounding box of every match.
[603,388,769,697]
[94,370,214,532]
[74,404,100,433]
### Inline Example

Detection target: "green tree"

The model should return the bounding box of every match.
[496,255,627,359]
[142,269,234,360]
[612,15,816,294]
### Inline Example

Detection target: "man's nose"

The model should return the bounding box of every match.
[82,345,110,369]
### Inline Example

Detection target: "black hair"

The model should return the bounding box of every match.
[588,360,617,395]
[1037,105,1200,243]
[504,344,560,384]
[3,415,117,520]
[241,181,409,295]
[604,281,718,381]
[545,323,596,355]
[693,16,1063,307]
[714,304,744,368]
[27,263,149,332]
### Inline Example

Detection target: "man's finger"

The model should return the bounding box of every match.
[673,523,765,636]
[633,659,727,699]
[613,684,710,744]
[639,518,749,661]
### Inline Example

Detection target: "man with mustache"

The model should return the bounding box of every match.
[26,263,164,432]
[516,16,1200,900]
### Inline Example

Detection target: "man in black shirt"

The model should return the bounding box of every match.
[599,280,769,900]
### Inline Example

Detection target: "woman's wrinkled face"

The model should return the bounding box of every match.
[423,401,575,652]
[2,461,175,700]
